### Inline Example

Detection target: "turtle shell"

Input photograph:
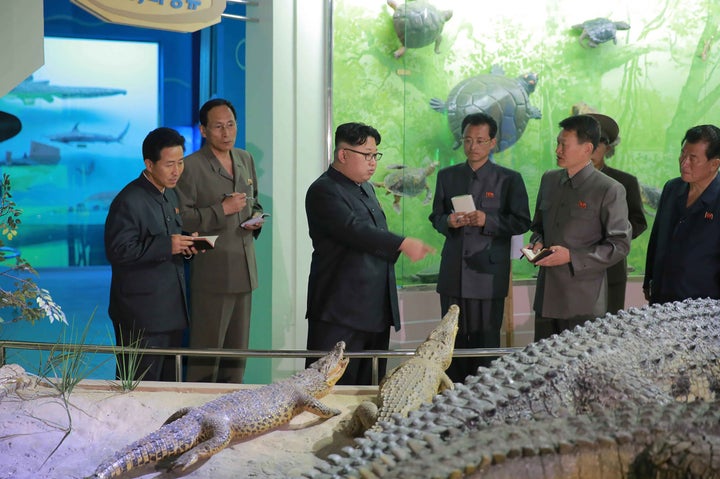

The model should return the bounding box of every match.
[392,2,448,49]
[439,71,541,152]
[382,163,436,196]
[580,18,620,44]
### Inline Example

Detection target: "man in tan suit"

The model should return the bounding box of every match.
[176,98,265,383]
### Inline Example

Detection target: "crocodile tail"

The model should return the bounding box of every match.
[89,425,197,478]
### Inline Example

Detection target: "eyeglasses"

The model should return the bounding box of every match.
[463,137,493,146]
[343,148,383,162]
[208,121,237,132]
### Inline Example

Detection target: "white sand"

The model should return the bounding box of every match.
[0,374,375,479]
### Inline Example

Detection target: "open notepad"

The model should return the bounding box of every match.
[521,247,554,263]
[241,213,270,228]
[192,235,218,250]
[451,194,475,213]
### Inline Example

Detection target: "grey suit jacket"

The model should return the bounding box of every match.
[429,161,531,299]
[175,144,263,294]
[530,163,631,319]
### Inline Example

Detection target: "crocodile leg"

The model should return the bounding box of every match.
[168,414,231,471]
[162,407,193,425]
[302,395,342,418]
[438,373,453,392]
[356,401,379,431]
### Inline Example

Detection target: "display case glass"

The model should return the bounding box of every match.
[331,0,720,285]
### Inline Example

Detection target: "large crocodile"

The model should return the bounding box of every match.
[87,340,348,479]
[347,304,459,435]
[332,401,720,478]
[305,299,720,478]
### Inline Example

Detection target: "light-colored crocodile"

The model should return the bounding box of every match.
[347,304,459,435]
[304,299,720,479]
[87,340,348,479]
[0,363,32,400]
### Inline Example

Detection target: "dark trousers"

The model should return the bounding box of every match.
[533,314,593,342]
[306,320,389,386]
[113,322,184,382]
[606,260,627,315]
[440,296,504,383]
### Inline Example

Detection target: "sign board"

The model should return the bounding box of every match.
[0,0,44,98]
[70,0,227,33]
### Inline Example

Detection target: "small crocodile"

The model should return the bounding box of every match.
[305,299,720,478]
[0,364,32,400]
[87,340,348,479]
[347,304,459,435]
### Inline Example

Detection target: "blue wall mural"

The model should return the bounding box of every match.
[0,1,199,268]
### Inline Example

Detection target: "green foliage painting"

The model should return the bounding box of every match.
[332,0,720,284]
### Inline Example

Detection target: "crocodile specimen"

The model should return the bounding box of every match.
[304,299,720,478]
[86,340,348,479]
[347,304,459,435]
[0,364,32,400]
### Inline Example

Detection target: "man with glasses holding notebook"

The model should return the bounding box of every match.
[429,112,531,382]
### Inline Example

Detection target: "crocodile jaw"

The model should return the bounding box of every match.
[311,340,349,387]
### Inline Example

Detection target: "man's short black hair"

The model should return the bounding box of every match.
[683,124,720,160]
[559,115,601,150]
[199,98,237,127]
[334,122,381,149]
[142,127,186,163]
[461,112,498,139]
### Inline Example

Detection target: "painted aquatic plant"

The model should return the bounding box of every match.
[0,173,66,324]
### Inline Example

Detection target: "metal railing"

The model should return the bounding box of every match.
[0,340,522,385]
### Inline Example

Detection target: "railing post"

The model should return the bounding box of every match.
[371,356,379,386]
[175,354,183,382]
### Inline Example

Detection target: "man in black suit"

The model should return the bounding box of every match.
[644,124,720,304]
[587,113,648,314]
[305,122,434,385]
[104,127,197,381]
[429,112,531,382]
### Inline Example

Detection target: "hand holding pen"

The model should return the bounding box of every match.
[221,192,248,215]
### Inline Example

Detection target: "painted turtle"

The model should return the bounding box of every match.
[430,66,541,152]
[387,0,453,58]
[572,18,630,48]
[373,160,438,213]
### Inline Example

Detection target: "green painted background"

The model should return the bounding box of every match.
[332,0,720,283]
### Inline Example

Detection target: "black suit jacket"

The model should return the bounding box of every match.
[644,175,720,303]
[305,166,404,333]
[104,173,189,333]
[429,161,531,299]
[601,165,648,284]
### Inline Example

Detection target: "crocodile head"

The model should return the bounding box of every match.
[415,304,459,368]
[309,340,349,388]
